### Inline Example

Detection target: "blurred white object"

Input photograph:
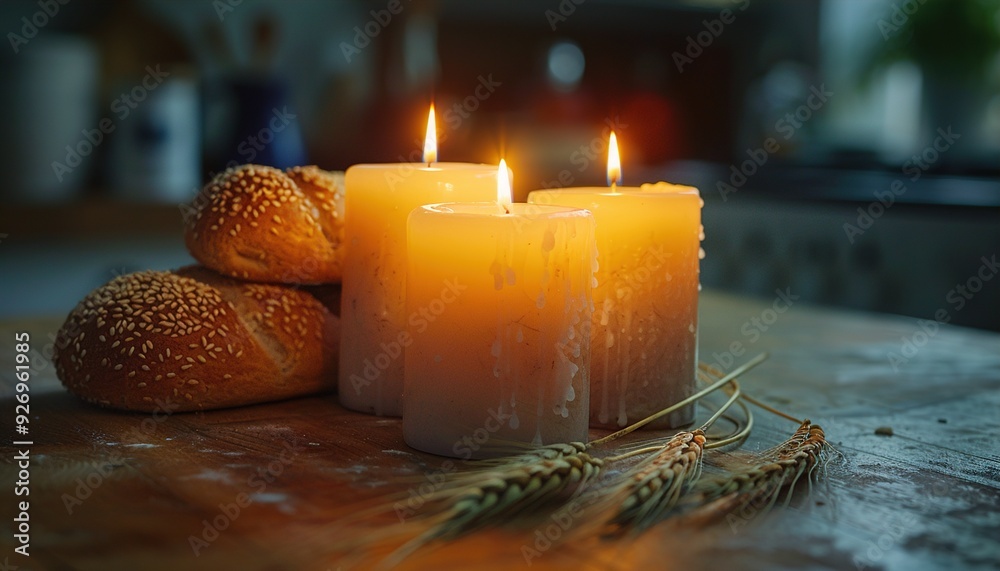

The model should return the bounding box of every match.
[109,71,201,202]
[0,36,98,202]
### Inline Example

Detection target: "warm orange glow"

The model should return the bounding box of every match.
[497,159,512,208]
[607,131,621,187]
[423,104,437,163]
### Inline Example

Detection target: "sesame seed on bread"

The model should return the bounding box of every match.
[184,164,345,285]
[53,266,339,412]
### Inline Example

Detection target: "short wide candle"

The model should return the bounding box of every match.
[340,163,501,416]
[528,182,702,429]
[403,203,596,458]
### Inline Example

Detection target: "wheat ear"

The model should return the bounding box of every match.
[585,361,756,535]
[601,430,708,534]
[684,421,829,524]
[377,442,603,568]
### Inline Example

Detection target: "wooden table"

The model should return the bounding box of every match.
[2,291,999,570]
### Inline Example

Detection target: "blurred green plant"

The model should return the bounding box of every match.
[869,0,1000,84]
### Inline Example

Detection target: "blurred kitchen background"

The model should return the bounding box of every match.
[0,0,998,330]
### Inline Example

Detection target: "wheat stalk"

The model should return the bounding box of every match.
[409,353,769,526]
[601,429,707,534]
[683,421,830,524]
[367,355,770,566]
[581,360,758,536]
[424,443,604,536]
[590,353,767,447]
[375,442,602,568]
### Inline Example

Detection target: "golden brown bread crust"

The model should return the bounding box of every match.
[184,164,345,285]
[53,266,339,412]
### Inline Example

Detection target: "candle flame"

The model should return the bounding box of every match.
[607,131,621,187]
[423,104,437,164]
[497,159,512,211]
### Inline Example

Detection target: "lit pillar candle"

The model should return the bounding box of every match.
[340,105,503,416]
[403,161,596,458]
[528,133,703,429]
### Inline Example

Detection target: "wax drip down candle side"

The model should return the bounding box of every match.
[402,161,597,458]
[339,105,505,416]
[527,133,703,429]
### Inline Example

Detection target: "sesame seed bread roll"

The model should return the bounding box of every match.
[185,164,345,285]
[53,266,339,412]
